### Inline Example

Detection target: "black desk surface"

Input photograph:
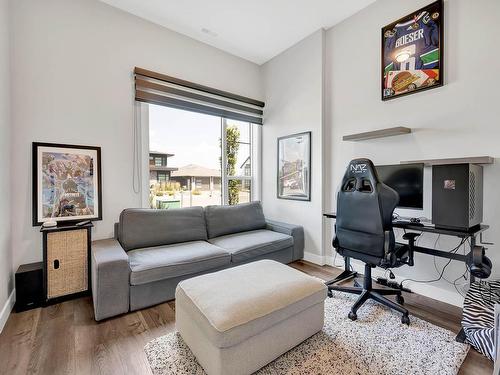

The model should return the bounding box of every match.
[323,212,489,238]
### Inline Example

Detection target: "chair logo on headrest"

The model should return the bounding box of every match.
[350,163,367,173]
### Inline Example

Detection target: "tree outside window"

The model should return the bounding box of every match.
[225,126,241,205]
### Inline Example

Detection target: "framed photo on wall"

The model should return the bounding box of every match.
[381,0,443,100]
[32,142,102,226]
[277,132,311,201]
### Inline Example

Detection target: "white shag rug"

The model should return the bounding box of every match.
[144,292,469,375]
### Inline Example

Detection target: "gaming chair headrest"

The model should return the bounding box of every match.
[341,158,380,193]
[343,159,378,181]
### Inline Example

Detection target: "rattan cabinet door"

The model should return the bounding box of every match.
[46,229,88,299]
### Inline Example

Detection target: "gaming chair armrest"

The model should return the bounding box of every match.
[381,232,420,268]
[401,232,420,266]
[402,232,420,242]
[332,224,339,249]
[332,235,338,248]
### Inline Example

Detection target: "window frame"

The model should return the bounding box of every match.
[140,103,260,208]
[221,118,254,205]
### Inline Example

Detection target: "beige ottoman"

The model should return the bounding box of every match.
[175,259,327,375]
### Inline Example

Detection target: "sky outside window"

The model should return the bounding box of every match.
[149,105,221,171]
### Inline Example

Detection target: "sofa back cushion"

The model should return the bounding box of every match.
[205,201,266,239]
[118,207,207,251]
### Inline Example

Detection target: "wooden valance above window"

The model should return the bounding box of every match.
[134,67,265,125]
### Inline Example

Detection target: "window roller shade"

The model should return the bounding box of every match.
[134,67,265,125]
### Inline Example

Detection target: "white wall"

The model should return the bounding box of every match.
[0,0,13,330]
[10,0,262,270]
[261,30,325,259]
[324,0,500,305]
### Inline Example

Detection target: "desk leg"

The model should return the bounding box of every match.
[469,235,477,285]
[325,256,357,286]
[456,235,476,343]
[456,328,467,343]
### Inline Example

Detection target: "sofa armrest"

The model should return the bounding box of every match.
[266,220,304,261]
[91,238,130,321]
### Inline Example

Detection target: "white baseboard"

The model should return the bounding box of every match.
[0,289,15,334]
[303,252,326,265]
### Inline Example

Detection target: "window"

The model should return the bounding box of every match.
[147,105,259,209]
[222,119,253,205]
[157,172,169,182]
[155,157,163,167]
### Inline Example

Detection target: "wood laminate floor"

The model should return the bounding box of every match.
[0,261,493,375]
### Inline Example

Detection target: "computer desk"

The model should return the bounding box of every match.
[323,212,491,342]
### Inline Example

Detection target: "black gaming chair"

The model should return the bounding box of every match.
[328,158,418,325]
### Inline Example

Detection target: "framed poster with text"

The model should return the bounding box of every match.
[382,0,443,100]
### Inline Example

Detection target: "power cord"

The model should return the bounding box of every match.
[451,239,471,297]
[453,267,469,297]
[433,237,470,291]
[400,237,467,288]
[332,251,345,268]
[432,234,453,283]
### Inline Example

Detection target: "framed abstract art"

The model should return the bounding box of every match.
[32,142,102,226]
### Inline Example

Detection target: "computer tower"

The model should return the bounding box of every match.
[15,262,44,312]
[432,164,483,230]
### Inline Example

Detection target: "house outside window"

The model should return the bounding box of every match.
[149,151,178,184]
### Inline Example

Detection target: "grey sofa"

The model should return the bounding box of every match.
[91,202,304,321]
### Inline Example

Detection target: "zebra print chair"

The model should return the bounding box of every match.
[462,280,500,360]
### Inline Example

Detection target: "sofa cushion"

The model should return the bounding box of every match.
[208,229,293,263]
[204,202,266,239]
[119,207,207,251]
[128,241,230,285]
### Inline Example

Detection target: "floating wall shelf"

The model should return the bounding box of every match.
[400,156,495,166]
[342,126,411,141]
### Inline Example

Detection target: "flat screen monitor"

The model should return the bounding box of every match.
[375,164,424,209]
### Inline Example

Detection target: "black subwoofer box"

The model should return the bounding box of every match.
[432,164,483,230]
[15,262,44,312]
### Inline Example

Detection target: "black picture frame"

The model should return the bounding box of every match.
[32,142,102,226]
[381,0,444,101]
[277,131,311,201]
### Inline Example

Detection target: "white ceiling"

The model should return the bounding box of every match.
[100,0,375,65]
